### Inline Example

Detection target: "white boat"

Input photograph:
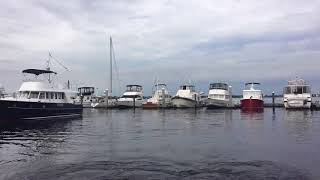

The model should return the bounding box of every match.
[172,84,201,108]
[142,83,172,109]
[0,68,82,120]
[206,83,233,109]
[75,87,97,108]
[117,85,145,108]
[283,78,311,109]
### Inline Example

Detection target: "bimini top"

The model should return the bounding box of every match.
[22,69,57,76]
[155,83,167,87]
[245,82,260,86]
[126,84,142,87]
[288,79,308,86]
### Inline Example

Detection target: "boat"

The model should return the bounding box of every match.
[240,82,264,110]
[142,83,172,109]
[91,89,118,108]
[171,84,201,108]
[75,86,97,108]
[117,85,145,108]
[206,83,233,109]
[283,78,311,109]
[0,68,82,120]
[91,36,118,108]
[0,84,5,99]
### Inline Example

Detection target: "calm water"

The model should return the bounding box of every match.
[1,108,320,179]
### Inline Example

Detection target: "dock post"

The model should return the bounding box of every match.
[105,89,109,109]
[133,97,136,109]
[272,91,275,107]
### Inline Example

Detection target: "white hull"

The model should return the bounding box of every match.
[172,97,198,108]
[117,99,144,108]
[284,99,311,109]
[206,98,233,108]
[91,99,118,108]
[82,102,93,108]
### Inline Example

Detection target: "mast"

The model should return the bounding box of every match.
[110,36,113,96]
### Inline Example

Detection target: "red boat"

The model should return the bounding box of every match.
[240,82,264,110]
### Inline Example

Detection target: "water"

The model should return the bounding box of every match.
[0,108,319,179]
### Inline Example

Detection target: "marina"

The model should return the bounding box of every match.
[0,0,320,179]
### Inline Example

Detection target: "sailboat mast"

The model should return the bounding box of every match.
[110,37,113,95]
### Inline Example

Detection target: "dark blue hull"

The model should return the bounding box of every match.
[0,100,83,120]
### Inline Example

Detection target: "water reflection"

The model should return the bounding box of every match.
[283,110,312,143]
[0,117,82,164]
[240,109,264,121]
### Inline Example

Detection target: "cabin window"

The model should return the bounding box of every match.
[57,93,62,99]
[45,92,49,99]
[20,91,29,98]
[39,92,45,99]
[29,92,39,99]
[62,93,65,99]
[293,86,303,94]
[303,86,311,93]
[284,87,291,94]
[54,93,57,99]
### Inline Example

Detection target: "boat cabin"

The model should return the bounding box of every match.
[126,85,143,92]
[284,79,311,95]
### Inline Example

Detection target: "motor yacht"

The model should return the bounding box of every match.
[117,85,145,108]
[206,83,233,109]
[240,82,264,110]
[283,78,311,109]
[0,69,82,120]
[142,83,172,109]
[172,84,201,108]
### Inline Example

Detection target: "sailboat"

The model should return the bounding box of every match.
[91,36,118,108]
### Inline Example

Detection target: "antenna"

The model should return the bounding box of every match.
[110,36,113,95]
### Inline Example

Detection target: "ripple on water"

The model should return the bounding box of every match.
[0,160,311,180]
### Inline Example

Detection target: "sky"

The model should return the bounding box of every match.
[0,0,320,96]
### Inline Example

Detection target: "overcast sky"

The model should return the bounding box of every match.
[0,0,320,95]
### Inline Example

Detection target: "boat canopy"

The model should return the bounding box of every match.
[210,83,228,90]
[22,69,57,76]
[288,79,308,86]
[245,82,260,86]
[126,85,143,92]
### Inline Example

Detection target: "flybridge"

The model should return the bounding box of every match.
[288,79,307,86]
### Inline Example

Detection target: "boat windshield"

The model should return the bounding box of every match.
[284,85,311,94]
[180,85,195,91]
[155,83,167,89]
[210,83,228,90]
[245,83,260,90]
[126,85,142,92]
